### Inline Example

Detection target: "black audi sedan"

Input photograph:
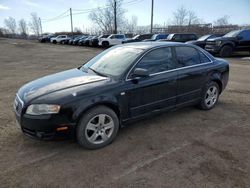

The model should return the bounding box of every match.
[14,42,229,149]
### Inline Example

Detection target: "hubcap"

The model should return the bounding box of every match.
[85,114,114,144]
[205,86,218,108]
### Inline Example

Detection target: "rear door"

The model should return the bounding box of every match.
[174,46,212,107]
[125,47,178,118]
[237,30,250,51]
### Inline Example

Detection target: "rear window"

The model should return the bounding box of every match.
[175,46,200,67]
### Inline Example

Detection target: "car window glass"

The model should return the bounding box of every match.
[175,46,200,67]
[132,47,175,75]
[238,30,250,40]
[174,34,181,41]
[199,51,210,63]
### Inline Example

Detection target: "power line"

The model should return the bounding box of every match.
[40,0,144,23]
[41,9,69,22]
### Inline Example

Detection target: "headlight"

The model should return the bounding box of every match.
[215,41,222,46]
[26,104,60,115]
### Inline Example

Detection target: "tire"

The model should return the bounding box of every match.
[102,41,109,48]
[219,45,233,57]
[76,106,119,149]
[53,40,57,44]
[198,81,220,110]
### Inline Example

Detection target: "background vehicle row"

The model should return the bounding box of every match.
[39,29,250,57]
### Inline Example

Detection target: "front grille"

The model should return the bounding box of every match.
[206,41,215,45]
[14,95,23,115]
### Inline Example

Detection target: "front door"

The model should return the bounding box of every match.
[125,47,178,118]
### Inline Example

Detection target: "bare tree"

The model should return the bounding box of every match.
[19,19,28,37]
[172,6,201,26]
[4,17,17,34]
[214,15,230,26]
[122,15,138,34]
[89,0,125,34]
[29,12,41,36]
[172,6,188,26]
[187,10,200,25]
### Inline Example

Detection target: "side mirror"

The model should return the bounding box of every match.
[132,68,149,79]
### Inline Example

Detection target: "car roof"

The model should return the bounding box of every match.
[121,41,191,50]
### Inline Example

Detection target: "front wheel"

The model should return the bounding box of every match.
[219,45,233,57]
[198,82,219,110]
[76,106,119,149]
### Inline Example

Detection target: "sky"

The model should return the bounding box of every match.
[0,0,250,33]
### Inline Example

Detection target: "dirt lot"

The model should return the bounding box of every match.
[0,38,250,188]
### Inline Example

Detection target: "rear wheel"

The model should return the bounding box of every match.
[219,45,233,57]
[198,81,219,110]
[76,106,119,149]
[102,41,109,48]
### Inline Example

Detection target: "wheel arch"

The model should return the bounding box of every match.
[75,101,121,126]
[210,72,223,94]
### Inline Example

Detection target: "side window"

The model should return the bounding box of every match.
[199,51,210,63]
[132,47,175,75]
[174,34,181,41]
[175,46,200,67]
[110,35,115,39]
[238,30,250,40]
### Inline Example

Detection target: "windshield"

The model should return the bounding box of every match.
[224,30,241,37]
[81,46,143,77]
[166,34,174,40]
[133,35,140,39]
[151,34,158,40]
[197,35,210,41]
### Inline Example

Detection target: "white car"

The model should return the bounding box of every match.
[50,35,69,44]
[98,34,126,47]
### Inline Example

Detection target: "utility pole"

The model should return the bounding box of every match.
[70,8,74,37]
[114,0,117,34]
[39,17,43,36]
[150,0,154,33]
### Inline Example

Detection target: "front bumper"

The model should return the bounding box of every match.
[15,108,76,140]
[205,45,220,53]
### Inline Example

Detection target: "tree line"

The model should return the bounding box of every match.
[1,12,41,37]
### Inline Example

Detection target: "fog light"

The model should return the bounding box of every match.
[56,126,68,131]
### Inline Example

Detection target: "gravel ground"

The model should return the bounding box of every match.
[0,38,250,188]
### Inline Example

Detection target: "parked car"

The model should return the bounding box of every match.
[38,34,55,43]
[73,36,87,45]
[14,42,229,149]
[162,33,198,43]
[122,34,153,43]
[66,35,81,45]
[90,35,110,47]
[60,36,75,45]
[79,36,94,46]
[205,29,250,57]
[143,34,168,41]
[186,34,224,49]
[98,34,126,47]
[50,35,69,44]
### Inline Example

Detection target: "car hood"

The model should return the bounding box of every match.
[207,36,236,42]
[186,40,198,44]
[18,68,108,103]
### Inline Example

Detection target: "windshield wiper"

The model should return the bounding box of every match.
[88,67,107,77]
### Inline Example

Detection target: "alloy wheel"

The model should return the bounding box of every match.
[205,86,218,108]
[85,114,114,144]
